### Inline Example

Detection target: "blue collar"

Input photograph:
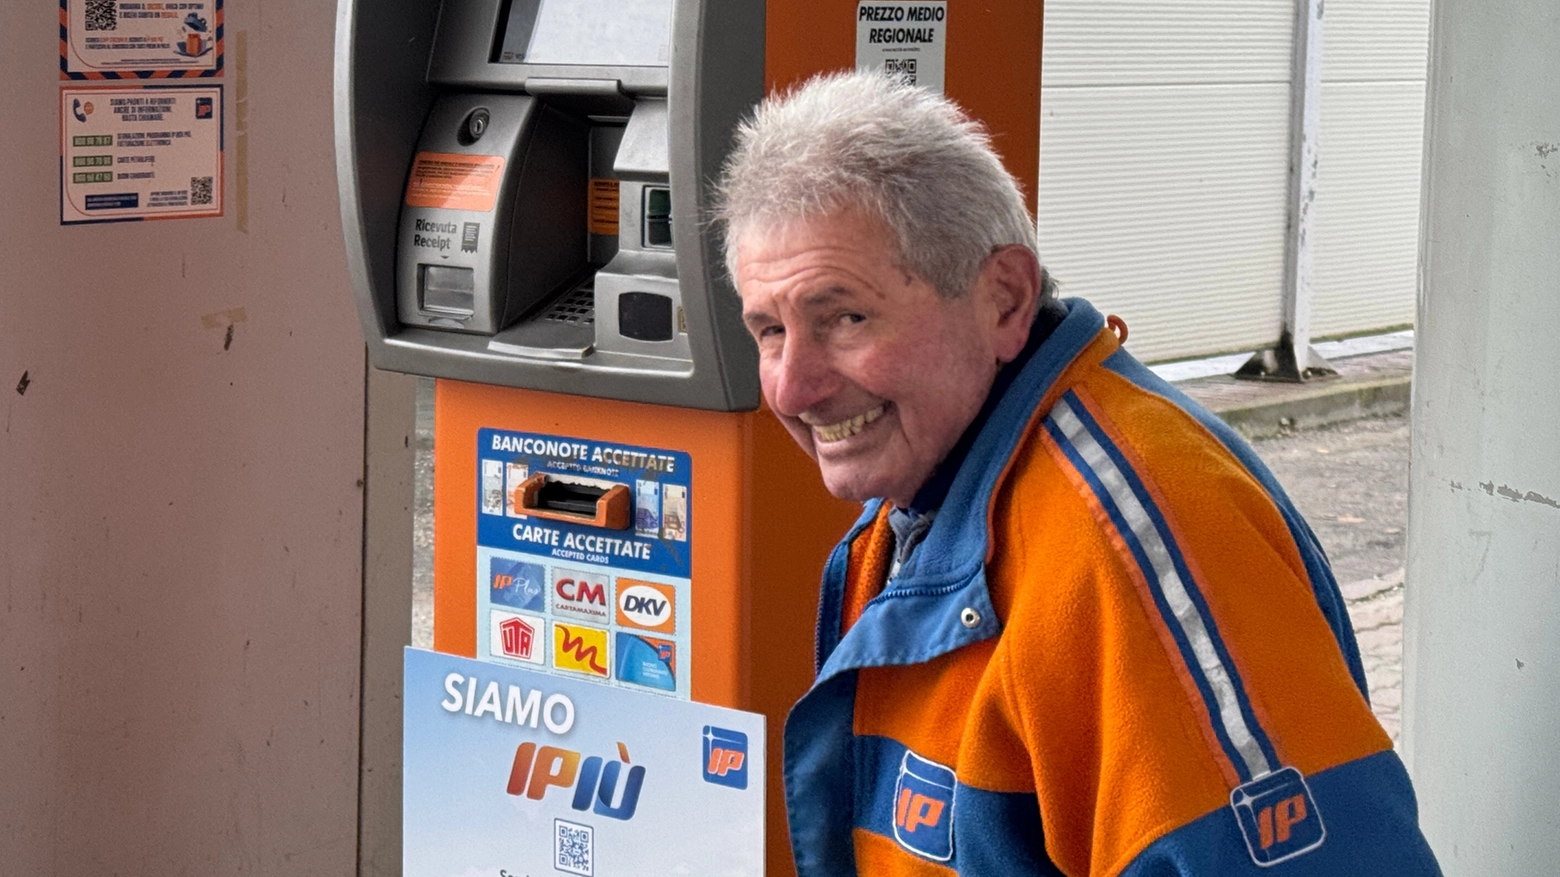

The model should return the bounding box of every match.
[815,298,1108,680]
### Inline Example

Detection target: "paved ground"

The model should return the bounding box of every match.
[410,356,1413,740]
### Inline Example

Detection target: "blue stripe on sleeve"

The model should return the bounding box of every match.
[1100,349,1369,700]
[1043,410,1265,782]
[1060,392,1283,776]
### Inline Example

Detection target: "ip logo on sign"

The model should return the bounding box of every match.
[893,750,955,862]
[1230,766,1326,866]
[702,726,748,790]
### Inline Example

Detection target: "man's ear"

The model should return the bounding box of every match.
[974,245,1043,363]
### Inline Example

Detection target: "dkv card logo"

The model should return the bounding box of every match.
[894,751,955,862]
[615,579,676,633]
[491,557,545,612]
[701,726,748,790]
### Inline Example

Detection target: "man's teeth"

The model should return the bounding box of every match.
[812,406,885,442]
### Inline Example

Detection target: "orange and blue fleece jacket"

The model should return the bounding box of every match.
[782,298,1441,876]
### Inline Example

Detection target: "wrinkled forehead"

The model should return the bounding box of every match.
[729,206,910,281]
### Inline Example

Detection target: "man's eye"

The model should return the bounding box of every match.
[838,313,865,326]
[758,325,785,339]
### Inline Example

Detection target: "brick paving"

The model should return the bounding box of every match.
[1342,568,1405,742]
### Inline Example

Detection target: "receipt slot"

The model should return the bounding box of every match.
[335,0,1042,873]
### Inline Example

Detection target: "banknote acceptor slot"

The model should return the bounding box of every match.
[515,473,631,530]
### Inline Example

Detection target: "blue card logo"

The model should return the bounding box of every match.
[615,632,676,692]
[1230,766,1325,866]
[893,750,955,862]
[490,557,545,612]
[702,726,747,790]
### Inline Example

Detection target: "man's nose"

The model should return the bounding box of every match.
[768,333,838,417]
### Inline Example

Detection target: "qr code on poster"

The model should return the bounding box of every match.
[190,176,214,206]
[554,819,594,876]
[884,57,917,86]
[85,0,118,31]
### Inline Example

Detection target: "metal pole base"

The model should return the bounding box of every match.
[1235,332,1339,382]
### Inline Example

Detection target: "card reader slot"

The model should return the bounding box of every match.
[516,473,630,529]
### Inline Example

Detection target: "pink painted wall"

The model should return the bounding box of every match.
[0,2,371,873]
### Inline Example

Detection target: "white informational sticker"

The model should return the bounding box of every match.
[856,1,948,93]
[60,85,223,225]
[61,0,222,77]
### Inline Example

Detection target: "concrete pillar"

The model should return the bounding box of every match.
[1404,0,1560,872]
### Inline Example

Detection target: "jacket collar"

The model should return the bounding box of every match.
[814,298,1110,681]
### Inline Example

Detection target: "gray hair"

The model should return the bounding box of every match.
[716,69,1050,299]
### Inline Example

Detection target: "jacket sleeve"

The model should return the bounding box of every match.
[985,384,1441,876]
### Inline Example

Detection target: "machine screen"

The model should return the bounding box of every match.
[498,0,672,67]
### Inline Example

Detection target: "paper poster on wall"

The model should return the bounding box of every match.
[60,0,223,78]
[476,429,695,699]
[60,85,223,224]
[856,1,947,93]
[404,648,764,876]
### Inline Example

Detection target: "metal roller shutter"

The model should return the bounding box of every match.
[1310,0,1430,338]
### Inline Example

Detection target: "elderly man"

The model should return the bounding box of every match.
[719,72,1439,876]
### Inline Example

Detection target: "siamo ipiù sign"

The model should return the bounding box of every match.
[404,648,766,876]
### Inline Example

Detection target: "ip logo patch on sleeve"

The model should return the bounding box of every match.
[893,750,956,862]
[1230,766,1325,866]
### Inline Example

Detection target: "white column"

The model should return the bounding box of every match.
[1404,0,1560,871]
[1237,0,1335,381]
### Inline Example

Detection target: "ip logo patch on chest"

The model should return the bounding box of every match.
[1230,766,1325,866]
[893,750,955,862]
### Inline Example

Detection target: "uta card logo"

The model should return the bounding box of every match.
[553,622,610,678]
[489,610,544,665]
[615,579,676,633]
[893,750,955,862]
[702,726,748,790]
[1231,767,1325,866]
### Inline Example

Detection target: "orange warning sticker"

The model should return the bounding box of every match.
[589,178,621,236]
[404,152,506,212]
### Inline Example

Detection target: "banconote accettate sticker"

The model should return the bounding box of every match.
[476,429,693,699]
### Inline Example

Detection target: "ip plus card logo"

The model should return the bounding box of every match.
[701,726,747,790]
[491,557,545,612]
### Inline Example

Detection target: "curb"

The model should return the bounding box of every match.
[1199,376,1412,440]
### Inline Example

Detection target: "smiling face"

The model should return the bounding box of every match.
[734,211,1032,507]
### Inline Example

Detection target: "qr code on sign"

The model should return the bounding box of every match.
[884,57,917,86]
[554,819,594,876]
[190,176,213,206]
[85,0,117,31]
